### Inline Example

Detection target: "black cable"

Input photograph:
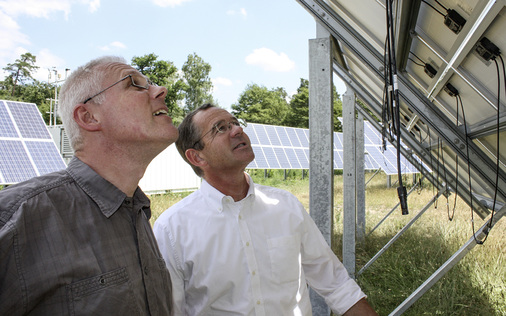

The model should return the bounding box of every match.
[421,0,446,17]
[408,57,425,67]
[440,139,451,219]
[433,0,448,11]
[386,0,408,215]
[456,92,481,244]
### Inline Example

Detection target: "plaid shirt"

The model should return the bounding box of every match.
[0,157,173,315]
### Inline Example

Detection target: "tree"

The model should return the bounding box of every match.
[284,78,309,128]
[231,83,289,125]
[131,54,185,122]
[3,52,39,96]
[181,53,214,113]
[282,78,343,131]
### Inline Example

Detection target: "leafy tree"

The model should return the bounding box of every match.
[282,78,343,131]
[181,53,214,113]
[284,79,309,128]
[3,52,39,96]
[231,83,289,125]
[131,53,185,122]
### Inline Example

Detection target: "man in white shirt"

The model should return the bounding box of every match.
[154,104,377,315]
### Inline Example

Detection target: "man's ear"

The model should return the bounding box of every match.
[185,148,207,167]
[73,104,101,131]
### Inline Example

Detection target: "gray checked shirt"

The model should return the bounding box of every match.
[0,157,173,315]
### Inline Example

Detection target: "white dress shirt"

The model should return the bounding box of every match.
[153,175,365,316]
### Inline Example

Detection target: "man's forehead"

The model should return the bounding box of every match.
[195,108,234,125]
[103,62,139,78]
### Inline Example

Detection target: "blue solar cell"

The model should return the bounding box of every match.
[274,148,291,168]
[334,150,344,169]
[276,127,291,145]
[254,125,271,146]
[286,129,301,147]
[25,141,67,175]
[252,146,269,168]
[295,149,308,169]
[265,125,281,146]
[262,147,280,169]
[0,101,18,138]
[337,133,345,149]
[7,101,51,139]
[296,129,309,147]
[245,125,259,145]
[0,140,38,183]
[285,148,301,169]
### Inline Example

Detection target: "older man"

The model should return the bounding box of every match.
[154,103,377,315]
[0,56,177,315]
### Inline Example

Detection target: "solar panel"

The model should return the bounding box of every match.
[244,121,421,175]
[0,100,67,185]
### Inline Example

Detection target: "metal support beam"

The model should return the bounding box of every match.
[342,88,356,277]
[356,112,366,242]
[309,34,333,316]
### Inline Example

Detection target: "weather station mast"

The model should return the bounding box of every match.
[47,67,70,126]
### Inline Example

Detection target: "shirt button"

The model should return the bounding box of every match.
[252,270,256,276]
[257,300,261,305]
[239,215,242,220]
[246,242,250,246]
[144,266,149,275]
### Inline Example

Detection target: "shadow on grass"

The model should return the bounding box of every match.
[332,225,500,316]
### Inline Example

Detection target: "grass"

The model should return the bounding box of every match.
[148,170,505,315]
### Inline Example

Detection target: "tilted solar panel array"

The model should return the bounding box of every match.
[244,122,420,175]
[0,100,67,185]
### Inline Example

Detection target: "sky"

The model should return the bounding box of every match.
[0,0,347,110]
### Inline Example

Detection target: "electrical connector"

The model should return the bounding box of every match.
[476,37,501,61]
[397,186,409,215]
[424,64,437,78]
[444,83,459,97]
[444,9,466,34]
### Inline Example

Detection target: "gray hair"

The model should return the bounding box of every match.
[58,56,126,151]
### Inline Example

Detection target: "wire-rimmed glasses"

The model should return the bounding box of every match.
[192,118,247,148]
[83,74,156,104]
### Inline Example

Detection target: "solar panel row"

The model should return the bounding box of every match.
[0,100,67,185]
[243,122,421,175]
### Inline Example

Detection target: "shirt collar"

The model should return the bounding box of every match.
[66,157,150,218]
[200,173,256,213]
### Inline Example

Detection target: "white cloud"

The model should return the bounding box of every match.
[0,10,30,66]
[226,8,247,17]
[86,0,100,13]
[0,0,100,69]
[245,48,295,72]
[99,41,127,51]
[151,0,191,8]
[0,0,73,19]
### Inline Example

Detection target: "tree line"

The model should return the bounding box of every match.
[1,52,343,131]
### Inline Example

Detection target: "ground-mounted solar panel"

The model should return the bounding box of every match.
[243,122,421,175]
[0,100,67,185]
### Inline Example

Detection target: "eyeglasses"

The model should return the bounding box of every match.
[192,118,247,148]
[83,74,156,104]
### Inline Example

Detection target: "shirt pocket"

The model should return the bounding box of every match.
[267,235,301,284]
[66,267,141,316]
